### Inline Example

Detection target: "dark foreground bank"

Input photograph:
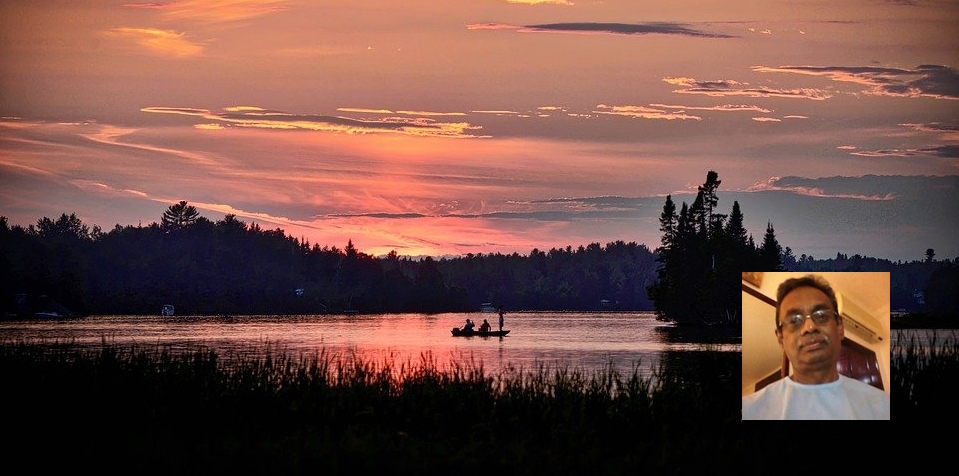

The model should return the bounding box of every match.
[2,340,741,474]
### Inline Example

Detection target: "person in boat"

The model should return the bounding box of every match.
[498,306,505,332]
[463,318,475,332]
[479,319,491,332]
[741,274,890,420]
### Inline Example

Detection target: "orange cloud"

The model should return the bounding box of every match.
[106,27,205,57]
[593,105,701,121]
[126,0,288,24]
[142,106,484,138]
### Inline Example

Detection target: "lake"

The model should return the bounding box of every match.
[0,311,742,378]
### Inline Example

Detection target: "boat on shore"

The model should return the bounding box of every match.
[451,328,509,337]
[480,302,496,313]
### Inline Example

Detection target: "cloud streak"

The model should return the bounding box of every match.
[141,106,484,138]
[124,0,289,24]
[468,22,735,38]
[664,77,831,100]
[753,64,959,100]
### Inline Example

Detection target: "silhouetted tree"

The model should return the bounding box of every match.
[161,201,199,231]
[698,170,721,235]
[759,222,783,271]
[33,213,93,242]
[648,171,787,325]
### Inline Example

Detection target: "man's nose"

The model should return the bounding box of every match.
[800,316,821,334]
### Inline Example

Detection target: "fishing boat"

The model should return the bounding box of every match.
[451,328,509,337]
[161,304,175,316]
[480,302,496,313]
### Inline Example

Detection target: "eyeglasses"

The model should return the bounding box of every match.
[778,309,839,331]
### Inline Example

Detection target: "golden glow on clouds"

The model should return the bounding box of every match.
[106,27,205,57]
[397,111,468,117]
[126,0,289,24]
[594,105,701,121]
[141,106,483,138]
[651,104,772,113]
[337,108,393,114]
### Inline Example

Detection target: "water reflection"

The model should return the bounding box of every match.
[0,312,742,379]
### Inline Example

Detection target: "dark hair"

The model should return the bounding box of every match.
[775,274,839,328]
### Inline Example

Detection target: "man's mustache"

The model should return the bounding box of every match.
[798,333,830,349]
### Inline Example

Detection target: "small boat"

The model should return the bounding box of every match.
[161,304,175,316]
[451,328,509,337]
[480,302,496,313]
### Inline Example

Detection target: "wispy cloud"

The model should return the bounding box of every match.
[593,105,701,121]
[105,27,205,57]
[337,107,467,117]
[124,0,289,24]
[745,176,897,200]
[329,213,427,219]
[753,64,959,100]
[492,0,574,5]
[664,77,831,100]
[849,146,959,158]
[900,121,959,141]
[472,110,521,115]
[651,103,772,113]
[468,22,736,38]
[141,106,484,138]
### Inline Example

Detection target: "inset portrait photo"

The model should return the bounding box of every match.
[741,272,891,420]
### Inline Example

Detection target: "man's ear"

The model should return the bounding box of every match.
[775,328,784,348]
[837,315,845,340]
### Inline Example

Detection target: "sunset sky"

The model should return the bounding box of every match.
[2,0,957,262]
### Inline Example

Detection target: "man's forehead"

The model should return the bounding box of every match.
[780,286,832,309]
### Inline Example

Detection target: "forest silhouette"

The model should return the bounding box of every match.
[2,172,954,324]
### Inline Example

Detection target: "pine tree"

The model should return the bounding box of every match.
[658,194,678,250]
[725,201,747,248]
[760,221,783,271]
[698,170,721,234]
[161,201,199,231]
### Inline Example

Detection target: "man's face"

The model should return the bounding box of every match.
[776,286,844,378]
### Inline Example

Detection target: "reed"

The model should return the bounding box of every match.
[891,328,959,418]
[1,339,740,474]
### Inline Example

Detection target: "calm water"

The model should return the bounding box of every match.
[0,311,742,377]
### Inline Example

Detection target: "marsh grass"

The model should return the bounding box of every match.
[891,329,959,418]
[1,338,741,474]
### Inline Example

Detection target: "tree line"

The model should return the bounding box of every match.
[0,201,658,317]
[2,178,955,322]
